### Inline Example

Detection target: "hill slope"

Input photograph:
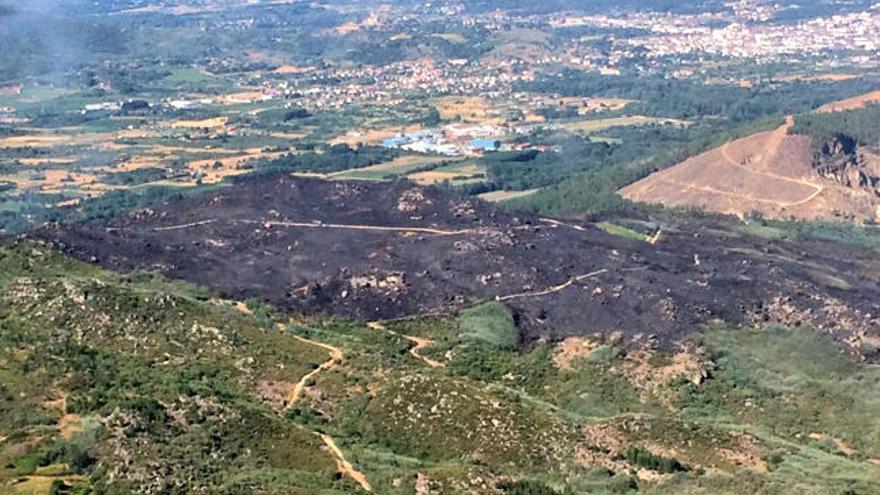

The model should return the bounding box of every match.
[619,116,880,222]
[3,243,880,494]
[35,174,880,360]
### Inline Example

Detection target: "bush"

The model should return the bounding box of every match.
[623,446,688,473]
[458,301,518,350]
[498,479,562,495]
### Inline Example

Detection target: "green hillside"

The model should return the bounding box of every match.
[1,242,879,494]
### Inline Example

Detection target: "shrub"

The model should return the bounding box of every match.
[498,479,562,495]
[623,446,688,473]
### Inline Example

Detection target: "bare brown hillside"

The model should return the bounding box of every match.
[619,117,880,222]
[817,90,880,113]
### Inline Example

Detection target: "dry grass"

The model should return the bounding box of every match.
[272,65,315,75]
[57,414,84,441]
[618,118,880,221]
[215,91,267,105]
[777,73,860,83]
[553,336,598,370]
[187,148,290,184]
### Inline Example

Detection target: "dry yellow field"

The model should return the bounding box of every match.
[328,155,451,178]
[0,135,78,148]
[433,96,503,124]
[777,73,860,83]
[214,91,267,105]
[477,189,540,202]
[408,163,484,185]
[0,128,117,149]
[563,116,689,133]
[187,148,290,183]
[171,117,229,129]
[272,65,314,75]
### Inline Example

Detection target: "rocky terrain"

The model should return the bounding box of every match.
[811,134,880,196]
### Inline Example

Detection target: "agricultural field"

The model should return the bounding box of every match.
[327,155,453,181]
[562,116,691,134]
[407,161,486,186]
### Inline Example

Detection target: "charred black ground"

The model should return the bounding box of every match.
[33,174,880,356]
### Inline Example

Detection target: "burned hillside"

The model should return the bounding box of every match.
[34,174,880,357]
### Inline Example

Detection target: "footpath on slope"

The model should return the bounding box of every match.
[215,302,373,492]
[278,324,373,492]
[368,321,446,368]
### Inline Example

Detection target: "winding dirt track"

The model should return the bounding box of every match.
[284,333,343,410]
[284,331,372,492]
[717,117,824,207]
[368,321,445,368]
[242,318,369,492]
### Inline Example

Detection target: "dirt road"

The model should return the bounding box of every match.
[113,218,471,237]
[319,433,373,492]
[498,269,608,302]
[253,220,471,236]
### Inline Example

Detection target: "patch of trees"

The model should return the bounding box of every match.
[100,167,168,186]
[622,446,688,473]
[535,105,580,120]
[254,144,401,174]
[516,70,879,124]
[283,108,312,121]
[422,106,442,127]
[791,104,880,151]
[121,100,151,114]
[46,184,214,229]
[470,123,702,194]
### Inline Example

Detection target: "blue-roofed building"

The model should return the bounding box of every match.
[468,139,500,151]
[382,136,412,148]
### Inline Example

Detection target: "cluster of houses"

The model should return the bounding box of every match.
[382,124,509,156]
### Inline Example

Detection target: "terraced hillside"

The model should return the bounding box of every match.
[2,243,880,494]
